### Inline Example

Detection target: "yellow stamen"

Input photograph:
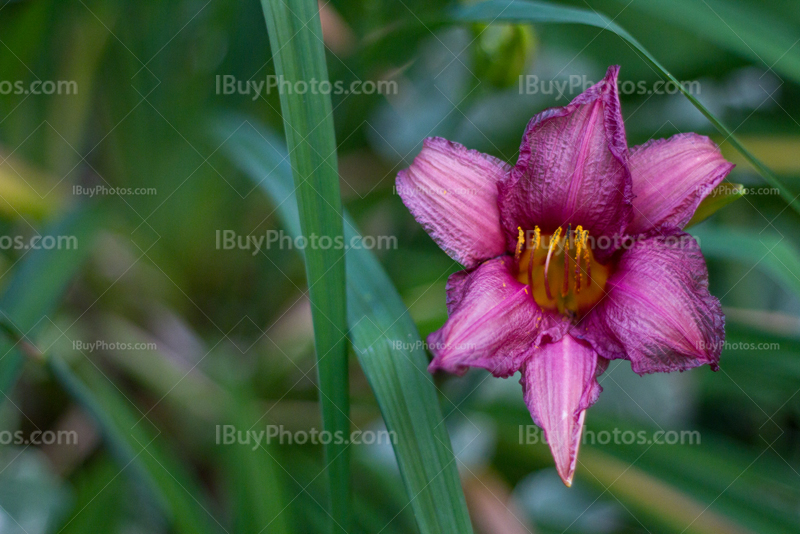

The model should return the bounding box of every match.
[582,229,592,286]
[574,225,583,293]
[527,226,541,291]
[515,226,525,261]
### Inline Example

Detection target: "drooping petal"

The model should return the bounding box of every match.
[498,65,632,261]
[579,230,724,375]
[397,137,510,268]
[520,335,605,486]
[627,133,735,234]
[428,257,569,378]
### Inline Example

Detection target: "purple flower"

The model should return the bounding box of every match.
[396,66,732,486]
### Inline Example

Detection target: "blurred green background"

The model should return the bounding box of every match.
[0,0,799,532]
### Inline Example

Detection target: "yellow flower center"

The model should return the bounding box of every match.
[515,225,610,317]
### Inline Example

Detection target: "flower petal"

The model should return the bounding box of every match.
[397,137,510,268]
[579,230,724,375]
[498,65,632,261]
[428,257,568,378]
[520,335,605,486]
[627,133,735,234]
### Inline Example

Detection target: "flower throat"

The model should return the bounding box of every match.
[515,225,609,317]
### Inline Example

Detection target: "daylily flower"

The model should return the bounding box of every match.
[396,66,732,486]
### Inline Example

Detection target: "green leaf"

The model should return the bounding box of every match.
[48,355,221,534]
[686,183,745,228]
[0,206,103,399]
[214,116,474,534]
[257,1,351,529]
[453,0,800,217]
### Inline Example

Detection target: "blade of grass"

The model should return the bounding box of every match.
[257,2,351,530]
[214,115,474,534]
[85,313,290,533]
[48,354,222,534]
[0,205,103,399]
[453,0,799,216]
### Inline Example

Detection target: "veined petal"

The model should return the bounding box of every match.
[498,65,632,261]
[520,335,605,486]
[579,230,724,375]
[397,137,509,268]
[428,257,568,378]
[628,133,735,234]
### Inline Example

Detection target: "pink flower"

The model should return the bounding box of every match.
[396,66,732,486]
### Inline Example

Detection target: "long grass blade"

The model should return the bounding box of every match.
[215,115,474,534]
[257,1,351,529]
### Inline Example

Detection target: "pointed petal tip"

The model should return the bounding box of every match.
[552,408,585,488]
[605,64,620,80]
[552,440,576,487]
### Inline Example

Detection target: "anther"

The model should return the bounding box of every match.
[515,226,525,261]
[574,225,583,293]
[582,229,592,287]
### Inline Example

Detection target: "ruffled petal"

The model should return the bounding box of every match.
[627,133,735,234]
[498,65,632,261]
[428,257,569,378]
[397,137,510,268]
[579,230,724,375]
[520,335,605,486]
